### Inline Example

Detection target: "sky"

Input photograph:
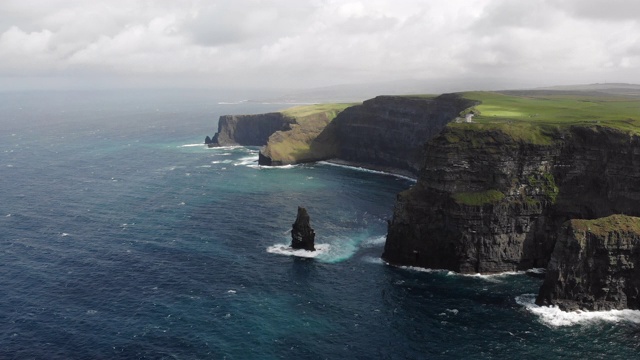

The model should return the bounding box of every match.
[1,0,639,92]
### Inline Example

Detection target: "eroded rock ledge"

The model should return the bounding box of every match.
[536,215,640,311]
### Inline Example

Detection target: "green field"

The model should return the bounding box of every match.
[280,103,355,122]
[452,91,640,144]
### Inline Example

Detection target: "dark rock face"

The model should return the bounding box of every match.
[536,215,640,311]
[204,135,213,145]
[326,94,479,176]
[291,207,316,251]
[208,113,294,147]
[383,126,640,274]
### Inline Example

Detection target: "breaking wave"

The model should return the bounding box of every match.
[266,243,331,258]
[516,293,640,327]
[318,161,417,182]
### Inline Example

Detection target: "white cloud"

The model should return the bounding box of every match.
[0,0,639,89]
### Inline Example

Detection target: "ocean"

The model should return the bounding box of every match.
[1,90,640,359]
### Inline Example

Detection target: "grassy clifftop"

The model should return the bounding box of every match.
[260,103,356,165]
[446,91,640,144]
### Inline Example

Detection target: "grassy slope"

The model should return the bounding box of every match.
[451,91,640,144]
[570,214,640,238]
[263,103,357,164]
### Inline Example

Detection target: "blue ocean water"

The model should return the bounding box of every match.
[1,90,640,359]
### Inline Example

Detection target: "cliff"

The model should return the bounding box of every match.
[258,103,353,165]
[536,215,640,311]
[259,94,479,175]
[383,91,640,275]
[208,113,294,147]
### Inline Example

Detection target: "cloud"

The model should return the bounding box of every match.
[0,0,639,90]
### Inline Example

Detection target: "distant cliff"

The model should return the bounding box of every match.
[383,125,640,274]
[258,103,352,165]
[207,113,294,147]
[259,94,478,176]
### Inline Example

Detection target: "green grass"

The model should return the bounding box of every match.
[280,103,356,122]
[570,214,640,237]
[453,91,640,144]
[452,190,505,206]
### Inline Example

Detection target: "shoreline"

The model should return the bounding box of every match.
[318,159,418,182]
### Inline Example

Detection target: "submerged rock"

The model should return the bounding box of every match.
[536,215,640,311]
[291,207,316,251]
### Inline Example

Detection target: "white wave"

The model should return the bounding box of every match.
[211,160,233,164]
[247,164,298,170]
[197,165,212,168]
[227,290,237,294]
[267,243,331,258]
[526,268,546,275]
[235,156,258,166]
[361,256,384,264]
[516,293,640,327]
[207,146,241,151]
[61,233,70,237]
[361,235,386,248]
[318,161,417,182]
[179,143,205,148]
[394,265,449,274]
[450,270,527,283]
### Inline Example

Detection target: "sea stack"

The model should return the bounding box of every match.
[291,207,316,251]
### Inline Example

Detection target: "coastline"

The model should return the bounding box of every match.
[319,159,418,182]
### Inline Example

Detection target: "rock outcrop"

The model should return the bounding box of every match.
[383,125,640,274]
[207,113,294,147]
[291,207,315,251]
[536,215,640,311]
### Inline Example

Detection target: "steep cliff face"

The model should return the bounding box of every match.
[383,125,640,273]
[326,94,479,176]
[257,94,478,174]
[536,215,640,311]
[209,113,294,147]
[258,112,339,165]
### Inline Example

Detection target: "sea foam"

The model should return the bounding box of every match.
[360,235,386,248]
[318,161,417,182]
[516,293,640,327]
[267,243,331,258]
[179,143,205,148]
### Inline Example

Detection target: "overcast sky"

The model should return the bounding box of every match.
[1,0,639,92]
